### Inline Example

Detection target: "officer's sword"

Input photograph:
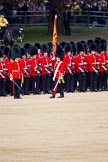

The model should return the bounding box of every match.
[10,79,22,92]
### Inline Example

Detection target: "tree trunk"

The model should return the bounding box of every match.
[48,0,64,35]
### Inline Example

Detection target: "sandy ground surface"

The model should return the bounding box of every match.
[0,91,108,162]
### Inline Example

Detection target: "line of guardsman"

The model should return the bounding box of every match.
[0,37,108,99]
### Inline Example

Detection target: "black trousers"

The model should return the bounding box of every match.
[0,78,7,96]
[65,73,75,92]
[99,72,107,90]
[13,79,21,98]
[53,78,64,97]
[77,72,86,92]
[89,72,99,91]
[31,75,40,94]
[42,74,51,93]
[22,77,30,94]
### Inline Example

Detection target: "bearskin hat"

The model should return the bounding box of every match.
[34,43,41,50]
[11,46,21,59]
[29,46,38,56]
[89,42,97,52]
[64,43,73,53]
[80,41,88,54]
[21,48,27,57]
[87,39,94,51]
[101,39,107,47]
[41,44,49,54]
[56,46,64,61]
[76,42,85,54]
[23,43,31,49]
[99,41,107,52]
[60,41,67,49]
[47,42,53,50]
[70,41,76,55]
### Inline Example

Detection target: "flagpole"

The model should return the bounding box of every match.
[52,14,58,56]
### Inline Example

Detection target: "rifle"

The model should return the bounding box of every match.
[68,57,75,75]
[79,56,86,75]
[0,70,5,78]
[24,64,31,75]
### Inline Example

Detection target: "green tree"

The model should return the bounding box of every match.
[48,0,64,35]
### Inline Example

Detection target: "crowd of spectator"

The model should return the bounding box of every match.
[0,0,108,17]
[65,0,108,12]
[0,0,50,18]
[0,0,108,24]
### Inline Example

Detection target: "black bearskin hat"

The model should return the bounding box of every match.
[76,42,85,54]
[70,41,76,55]
[11,46,21,59]
[29,46,38,56]
[47,42,53,50]
[64,43,73,53]
[80,41,88,54]
[89,42,97,52]
[60,41,67,49]
[56,46,64,61]
[21,48,27,57]
[87,39,94,51]
[41,44,49,54]
[99,41,107,52]
[34,42,41,50]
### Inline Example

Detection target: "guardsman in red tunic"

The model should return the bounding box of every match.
[20,48,30,95]
[0,49,7,96]
[87,42,99,92]
[29,46,41,95]
[9,46,22,99]
[64,43,75,92]
[98,41,108,91]
[50,46,65,98]
[40,44,53,94]
[74,42,87,92]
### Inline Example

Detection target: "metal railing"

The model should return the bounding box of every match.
[6,10,108,28]
[71,10,108,28]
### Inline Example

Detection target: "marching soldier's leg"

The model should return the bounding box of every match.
[58,82,64,98]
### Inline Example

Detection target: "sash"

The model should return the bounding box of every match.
[53,61,62,81]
